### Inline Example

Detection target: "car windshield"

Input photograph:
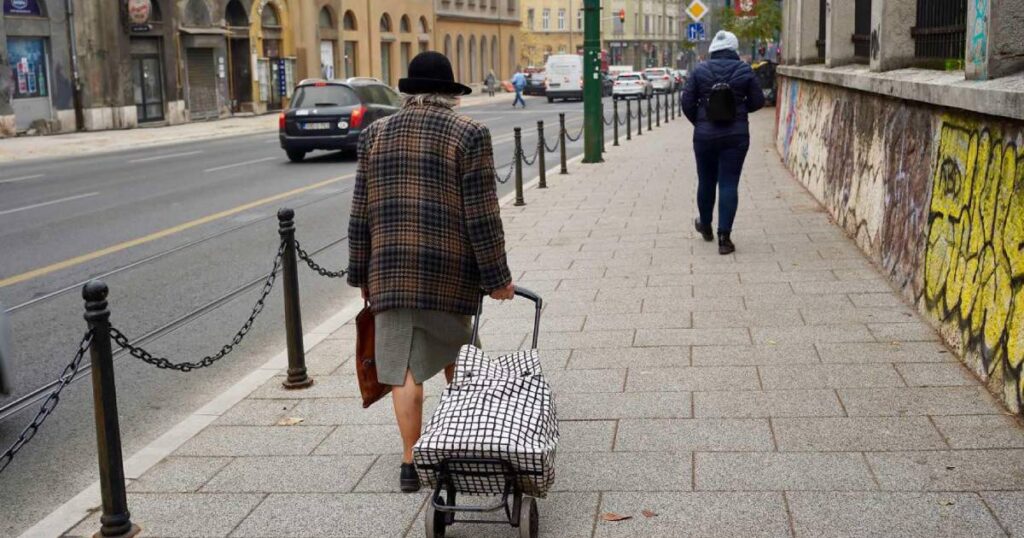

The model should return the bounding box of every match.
[291,85,360,108]
[617,74,641,81]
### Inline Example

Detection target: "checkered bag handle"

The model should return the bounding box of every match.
[470,287,543,349]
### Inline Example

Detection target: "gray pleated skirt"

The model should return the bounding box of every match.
[375,308,477,386]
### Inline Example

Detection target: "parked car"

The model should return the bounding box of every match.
[544,54,584,102]
[524,72,547,96]
[279,78,400,162]
[643,67,675,93]
[611,72,652,100]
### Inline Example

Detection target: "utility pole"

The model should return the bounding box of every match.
[582,0,602,163]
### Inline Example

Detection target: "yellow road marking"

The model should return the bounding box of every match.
[0,174,354,289]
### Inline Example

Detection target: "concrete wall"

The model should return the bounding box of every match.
[776,73,1024,413]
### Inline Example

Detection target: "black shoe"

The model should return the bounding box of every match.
[400,463,420,493]
[694,218,714,242]
[718,233,735,255]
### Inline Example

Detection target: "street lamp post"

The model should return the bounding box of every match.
[582,0,602,163]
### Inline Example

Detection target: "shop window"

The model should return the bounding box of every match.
[225,0,247,26]
[343,10,357,31]
[3,0,44,16]
[912,0,966,64]
[6,37,48,99]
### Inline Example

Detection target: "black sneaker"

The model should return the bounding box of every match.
[400,463,420,493]
[694,218,714,242]
[718,233,735,255]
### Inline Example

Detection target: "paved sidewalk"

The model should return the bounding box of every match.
[63,110,1024,537]
[0,92,513,164]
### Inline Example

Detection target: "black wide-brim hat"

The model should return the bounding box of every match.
[398,51,472,96]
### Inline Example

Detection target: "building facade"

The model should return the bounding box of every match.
[434,0,521,86]
[337,0,434,87]
[519,0,583,67]
[601,0,684,69]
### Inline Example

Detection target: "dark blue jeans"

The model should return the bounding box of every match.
[513,89,526,107]
[694,134,750,233]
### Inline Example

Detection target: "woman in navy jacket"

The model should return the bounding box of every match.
[681,31,765,254]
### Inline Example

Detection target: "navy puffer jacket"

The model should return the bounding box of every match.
[681,50,765,140]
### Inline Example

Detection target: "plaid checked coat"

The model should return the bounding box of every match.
[347,100,512,315]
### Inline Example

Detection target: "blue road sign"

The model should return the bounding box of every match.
[687,22,706,42]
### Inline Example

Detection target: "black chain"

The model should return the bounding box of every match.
[565,125,584,142]
[0,330,93,475]
[521,144,538,166]
[295,240,347,279]
[495,158,515,184]
[602,114,614,126]
[109,240,285,372]
[543,135,560,153]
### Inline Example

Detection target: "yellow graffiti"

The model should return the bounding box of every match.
[924,117,1024,408]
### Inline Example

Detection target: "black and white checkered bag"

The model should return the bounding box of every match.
[414,342,559,497]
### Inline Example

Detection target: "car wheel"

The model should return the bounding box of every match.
[286,150,306,162]
[547,96,554,103]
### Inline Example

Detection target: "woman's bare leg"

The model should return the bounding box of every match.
[391,369,423,464]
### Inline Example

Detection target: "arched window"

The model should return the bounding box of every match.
[379,13,392,33]
[319,7,334,29]
[491,36,499,76]
[508,35,516,76]
[480,34,487,74]
[469,36,477,82]
[225,0,247,26]
[400,15,411,33]
[444,34,452,60]
[184,0,211,26]
[419,16,429,34]
[342,10,357,31]
[261,3,280,28]
[456,35,465,82]
[150,0,163,22]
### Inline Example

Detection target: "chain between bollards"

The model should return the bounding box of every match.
[613,100,619,147]
[83,281,141,538]
[513,127,525,206]
[537,121,547,189]
[626,99,632,141]
[277,209,314,390]
[558,113,568,175]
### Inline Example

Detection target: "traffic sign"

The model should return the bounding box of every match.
[686,22,706,42]
[686,0,708,22]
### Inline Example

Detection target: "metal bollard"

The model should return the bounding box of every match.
[514,127,525,206]
[558,113,568,175]
[278,209,313,390]
[671,90,676,120]
[537,121,547,189]
[83,281,141,538]
[626,100,632,141]
[638,98,643,136]
[613,100,620,146]
[656,92,661,127]
[647,95,653,131]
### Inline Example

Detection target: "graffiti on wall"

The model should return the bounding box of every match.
[923,118,1024,409]
[969,0,988,71]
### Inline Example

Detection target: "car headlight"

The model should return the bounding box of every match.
[338,121,349,129]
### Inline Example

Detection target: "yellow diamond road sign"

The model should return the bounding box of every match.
[686,0,708,22]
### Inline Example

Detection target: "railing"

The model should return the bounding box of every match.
[912,0,967,65]
[852,0,873,60]
[0,88,681,536]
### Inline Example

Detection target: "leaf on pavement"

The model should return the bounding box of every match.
[601,513,632,522]
[276,416,304,426]
[642,510,658,518]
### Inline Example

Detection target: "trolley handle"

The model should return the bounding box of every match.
[470,287,543,349]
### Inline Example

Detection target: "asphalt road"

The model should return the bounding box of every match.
[0,94,635,535]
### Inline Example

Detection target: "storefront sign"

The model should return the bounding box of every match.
[277,58,287,96]
[3,0,42,16]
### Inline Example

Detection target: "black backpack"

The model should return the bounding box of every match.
[706,81,736,123]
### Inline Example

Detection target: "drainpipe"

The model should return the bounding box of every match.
[65,0,84,130]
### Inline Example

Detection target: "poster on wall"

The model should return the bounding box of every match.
[3,0,42,16]
[734,0,757,17]
[7,38,48,99]
[320,41,335,79]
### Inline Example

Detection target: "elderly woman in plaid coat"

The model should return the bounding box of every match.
[347,52,515,493]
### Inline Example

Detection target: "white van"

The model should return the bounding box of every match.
[544,54,583,102]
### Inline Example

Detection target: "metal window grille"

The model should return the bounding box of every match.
[852,0,872,60]
[912,0,966,62]
[816,0,827,60]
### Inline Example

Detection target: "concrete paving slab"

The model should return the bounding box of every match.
[614,419,774,451]
[584,312,693,331]
[691,309,804,328]
[758,364,904,389]
[201,455,376,493]
[634,327,751,347]
[787,491,1006,537]
[773,417,947,451]
[176,426,334,457]
[641,296,747,313]
[751,324,876,344]
[304,338,354,375]
[624,366,760,392]
[230,493,423,537]
[538,330,635,350]
[932,415,1024,449]
[251,375,359,399]
[817,342,955,363]
[545,368,627,393]
[693,389,844,418]
[867,449,1024,491]
[556,392,692,419]
[214,399,299,426]
[557,420,617,452]
[554,451,692,492]
[594,492,790,538]
[869,322,941,342]
[738,270,837,283]
[801,307,918,325]
[980,491,1024,537]
[127,457,233,493]
[695,452,877,491]
[691,344,820,366]
[567,346,690,369]
[895,362,979,387]
[838,387,1001,416]
[408,492,600,538]
[313,424,402,455]
[65,493,265,538]
[289,397,412,425]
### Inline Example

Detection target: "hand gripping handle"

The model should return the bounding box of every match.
[470,287,543,350]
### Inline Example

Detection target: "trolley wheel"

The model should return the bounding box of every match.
[425,496,446,538]
[519,496,539,538]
